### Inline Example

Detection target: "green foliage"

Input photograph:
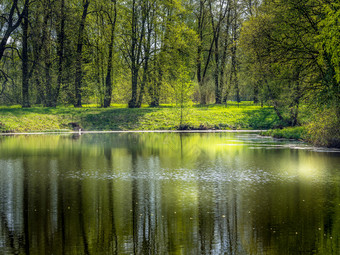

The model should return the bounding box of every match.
[307,107,340,148]
[239,0,339,146]
[170,64,194,128]
[318,2,340,83]
[262,108,340,148]
[262,126,308,140]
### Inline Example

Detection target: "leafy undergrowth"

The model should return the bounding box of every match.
[261,126,308,140]
[0,102,280,132]
[306,107,340,148]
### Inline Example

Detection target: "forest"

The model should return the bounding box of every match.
[0,0,339,146]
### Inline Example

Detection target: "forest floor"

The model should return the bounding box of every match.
[0,102,307,139]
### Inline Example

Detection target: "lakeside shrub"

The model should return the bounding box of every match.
[262,126,307,140]
[307,108,340,148]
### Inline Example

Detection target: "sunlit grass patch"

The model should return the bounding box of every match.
[0,102,281,132]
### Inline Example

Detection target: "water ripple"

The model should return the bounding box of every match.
[66,168,299,185]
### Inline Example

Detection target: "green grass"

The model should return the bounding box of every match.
[0,102,281,133]
[261,126,308,140]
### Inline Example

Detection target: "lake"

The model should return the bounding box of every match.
[0,132,339,254]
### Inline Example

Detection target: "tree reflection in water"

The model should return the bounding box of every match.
[0,133,339,254]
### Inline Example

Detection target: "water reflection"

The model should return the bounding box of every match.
[0,133,339,254]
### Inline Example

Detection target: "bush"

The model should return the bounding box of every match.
[307,108,340,148]
[262,126,307,140]
[0,122,11,132]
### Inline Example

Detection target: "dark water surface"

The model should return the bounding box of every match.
[0,132,339,254]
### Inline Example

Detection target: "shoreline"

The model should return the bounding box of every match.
[0,129,266,136]
[2,129,339,152]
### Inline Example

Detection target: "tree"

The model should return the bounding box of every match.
[21,0,30,107]
[208,0,232,104]
[173,64,193,129]
[0,0,30,107]
[0,0,30,62]
[103,0,117,108]
[317,1,340,113]
[55,0,66,107]
[223,0,240,104]
[240,0,321,125]
[195,0,210,104]
[121,0,150,108]
[74,0,90,107]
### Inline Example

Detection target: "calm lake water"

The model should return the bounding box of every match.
[0,132,339,254]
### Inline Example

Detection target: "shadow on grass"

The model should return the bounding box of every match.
[240,108,281,129]
[81,107,161,130]
[0,106,165,131]
[0,103,281,131]
[0,106,78,116]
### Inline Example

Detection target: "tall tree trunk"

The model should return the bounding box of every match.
[128,0,146,108]
[149,31,161,107]
[253,81,259,104]
[214,38,221,104]
[22,5,30,108]
[128,0,139,108]
[103,35,114,108]
[44,59,53,107]
[28,1,50,102]
[74,0,90,108]
[41,0,53,107]
[223,66,232,104]
[137,57,149,108]
[219,59,226,104]
[95,44,103,106]
[231,0,240,103]
[54,0,65,107]
[137,6,152,108]
[219,25,230,104]
[229,39,239,103]
[129,63,139,108]
[104,0,117,108]
[149,66,162,107]
[197,0,207,105]
[197,38,207,104]
[198,39,207,105]
[197,34,205,105]
[35,72,45,105]
[210,0,230,105]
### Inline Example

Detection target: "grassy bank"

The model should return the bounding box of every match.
[0,102,281,133]
[261,126,308,140]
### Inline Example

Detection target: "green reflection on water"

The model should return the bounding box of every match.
[0,133,339,254]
